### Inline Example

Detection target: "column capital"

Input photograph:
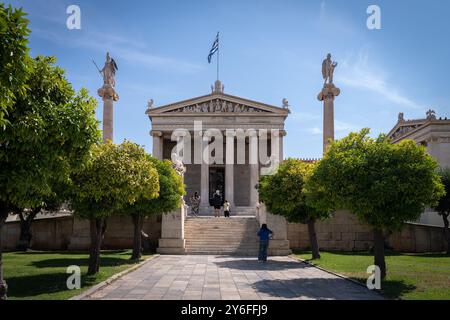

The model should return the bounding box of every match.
[150,130,163,137]
[317,83,340,101]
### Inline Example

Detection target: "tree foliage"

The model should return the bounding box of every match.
[258,158,328,223]
[70,141,160,219]
[120,156,184,259]
[0,56,101,210]
[434,167,450,253]
[258,158,329,259]
[435,167,450,217]
[306,129,445,276]
[307,129,444,232]
[121,157,184,216]
[0,4,31,128]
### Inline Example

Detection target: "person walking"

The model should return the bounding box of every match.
[211,190,222,217]
[257,224,273,262]
[223,200,230,218]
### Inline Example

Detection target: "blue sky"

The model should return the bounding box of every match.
[6,0,450,158]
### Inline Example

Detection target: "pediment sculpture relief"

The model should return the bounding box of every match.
[166,99,270,113]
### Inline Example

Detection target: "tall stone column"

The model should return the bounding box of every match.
[200,134,210,209]
[248,130,259,206]
[98,84,119,143]
[318,83,340,153]
[151,130,163,160]
[225,130,235,206]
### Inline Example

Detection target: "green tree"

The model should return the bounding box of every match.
[121,157,184,260]
[306,129,444,278]
[14,180,69,251]
[0,4,31,128]
[70,141,159,274]
[434,167,450,253]
[0,56,100,299]
[258,159,329,259]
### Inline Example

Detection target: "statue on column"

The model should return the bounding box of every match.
[322,53,338,85]
[101,52,118,87]
[97,52,119,101]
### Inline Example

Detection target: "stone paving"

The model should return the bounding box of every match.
[84,255,383,300]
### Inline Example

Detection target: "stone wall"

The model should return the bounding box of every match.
[287,210,448,253]
[1,215,162,251]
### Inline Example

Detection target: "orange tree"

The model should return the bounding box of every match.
[306,129,444,278]
[120,157,184,260]
[258,159,330,259]
[70,141,159,274]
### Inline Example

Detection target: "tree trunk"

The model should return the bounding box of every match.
[87,217,106,275]
[17,207,40,251]
[307,220,321,259]
[131,214,143,260]
[442,213,450,254]
[0,202,10,300]
[373,228,386,279]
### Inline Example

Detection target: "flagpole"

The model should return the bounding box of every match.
[216,32,220,81]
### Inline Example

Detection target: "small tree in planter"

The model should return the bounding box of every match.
[121,157,184,260]
[306,129,444,278]
[70,141,159,274]
[434,167,450,253]
[258,159,329,259]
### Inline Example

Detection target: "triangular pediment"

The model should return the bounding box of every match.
[146,92,290,116]
[387,119,427,141]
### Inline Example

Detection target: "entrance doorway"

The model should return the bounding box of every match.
[209,166,225,205]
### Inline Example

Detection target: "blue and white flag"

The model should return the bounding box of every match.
[207,32,219,63]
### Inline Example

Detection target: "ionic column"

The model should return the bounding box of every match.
[279,129,286,161]
[248,130,259,206]
[318,84,340,154]
[150,130,163,160]
[200,133,210,207]
[225,130,235,206]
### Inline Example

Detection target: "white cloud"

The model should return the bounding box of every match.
[32,28,202,74]
[337,49,423,110]
[308,127,322,135]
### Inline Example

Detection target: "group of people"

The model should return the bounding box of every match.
[189,190,231,218]
[188,190,273,262]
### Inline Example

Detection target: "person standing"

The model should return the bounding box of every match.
[190,192,200,217]
[211,190,222,217]
[223,200,230,218]
[257,224,273,262]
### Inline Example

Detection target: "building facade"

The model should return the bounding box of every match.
[388,109,450,226]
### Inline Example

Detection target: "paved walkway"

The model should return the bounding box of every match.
[84,255,383,300]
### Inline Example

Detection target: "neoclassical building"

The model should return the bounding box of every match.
[146,80,289,212]
[145,81,292,255]
[388,109,450,226]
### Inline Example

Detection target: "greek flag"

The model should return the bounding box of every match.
[207,32,219,63]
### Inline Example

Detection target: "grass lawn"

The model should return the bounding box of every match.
[3,250,152,300]
[294,251,450,300]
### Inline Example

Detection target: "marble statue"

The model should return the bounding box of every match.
[171,153,186,177]
[322,53,338,85]
[282,98,290,109]
[398,112,404,122]
[101,52,118,87]
[426,109,436,120]
[147,99,154,110]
